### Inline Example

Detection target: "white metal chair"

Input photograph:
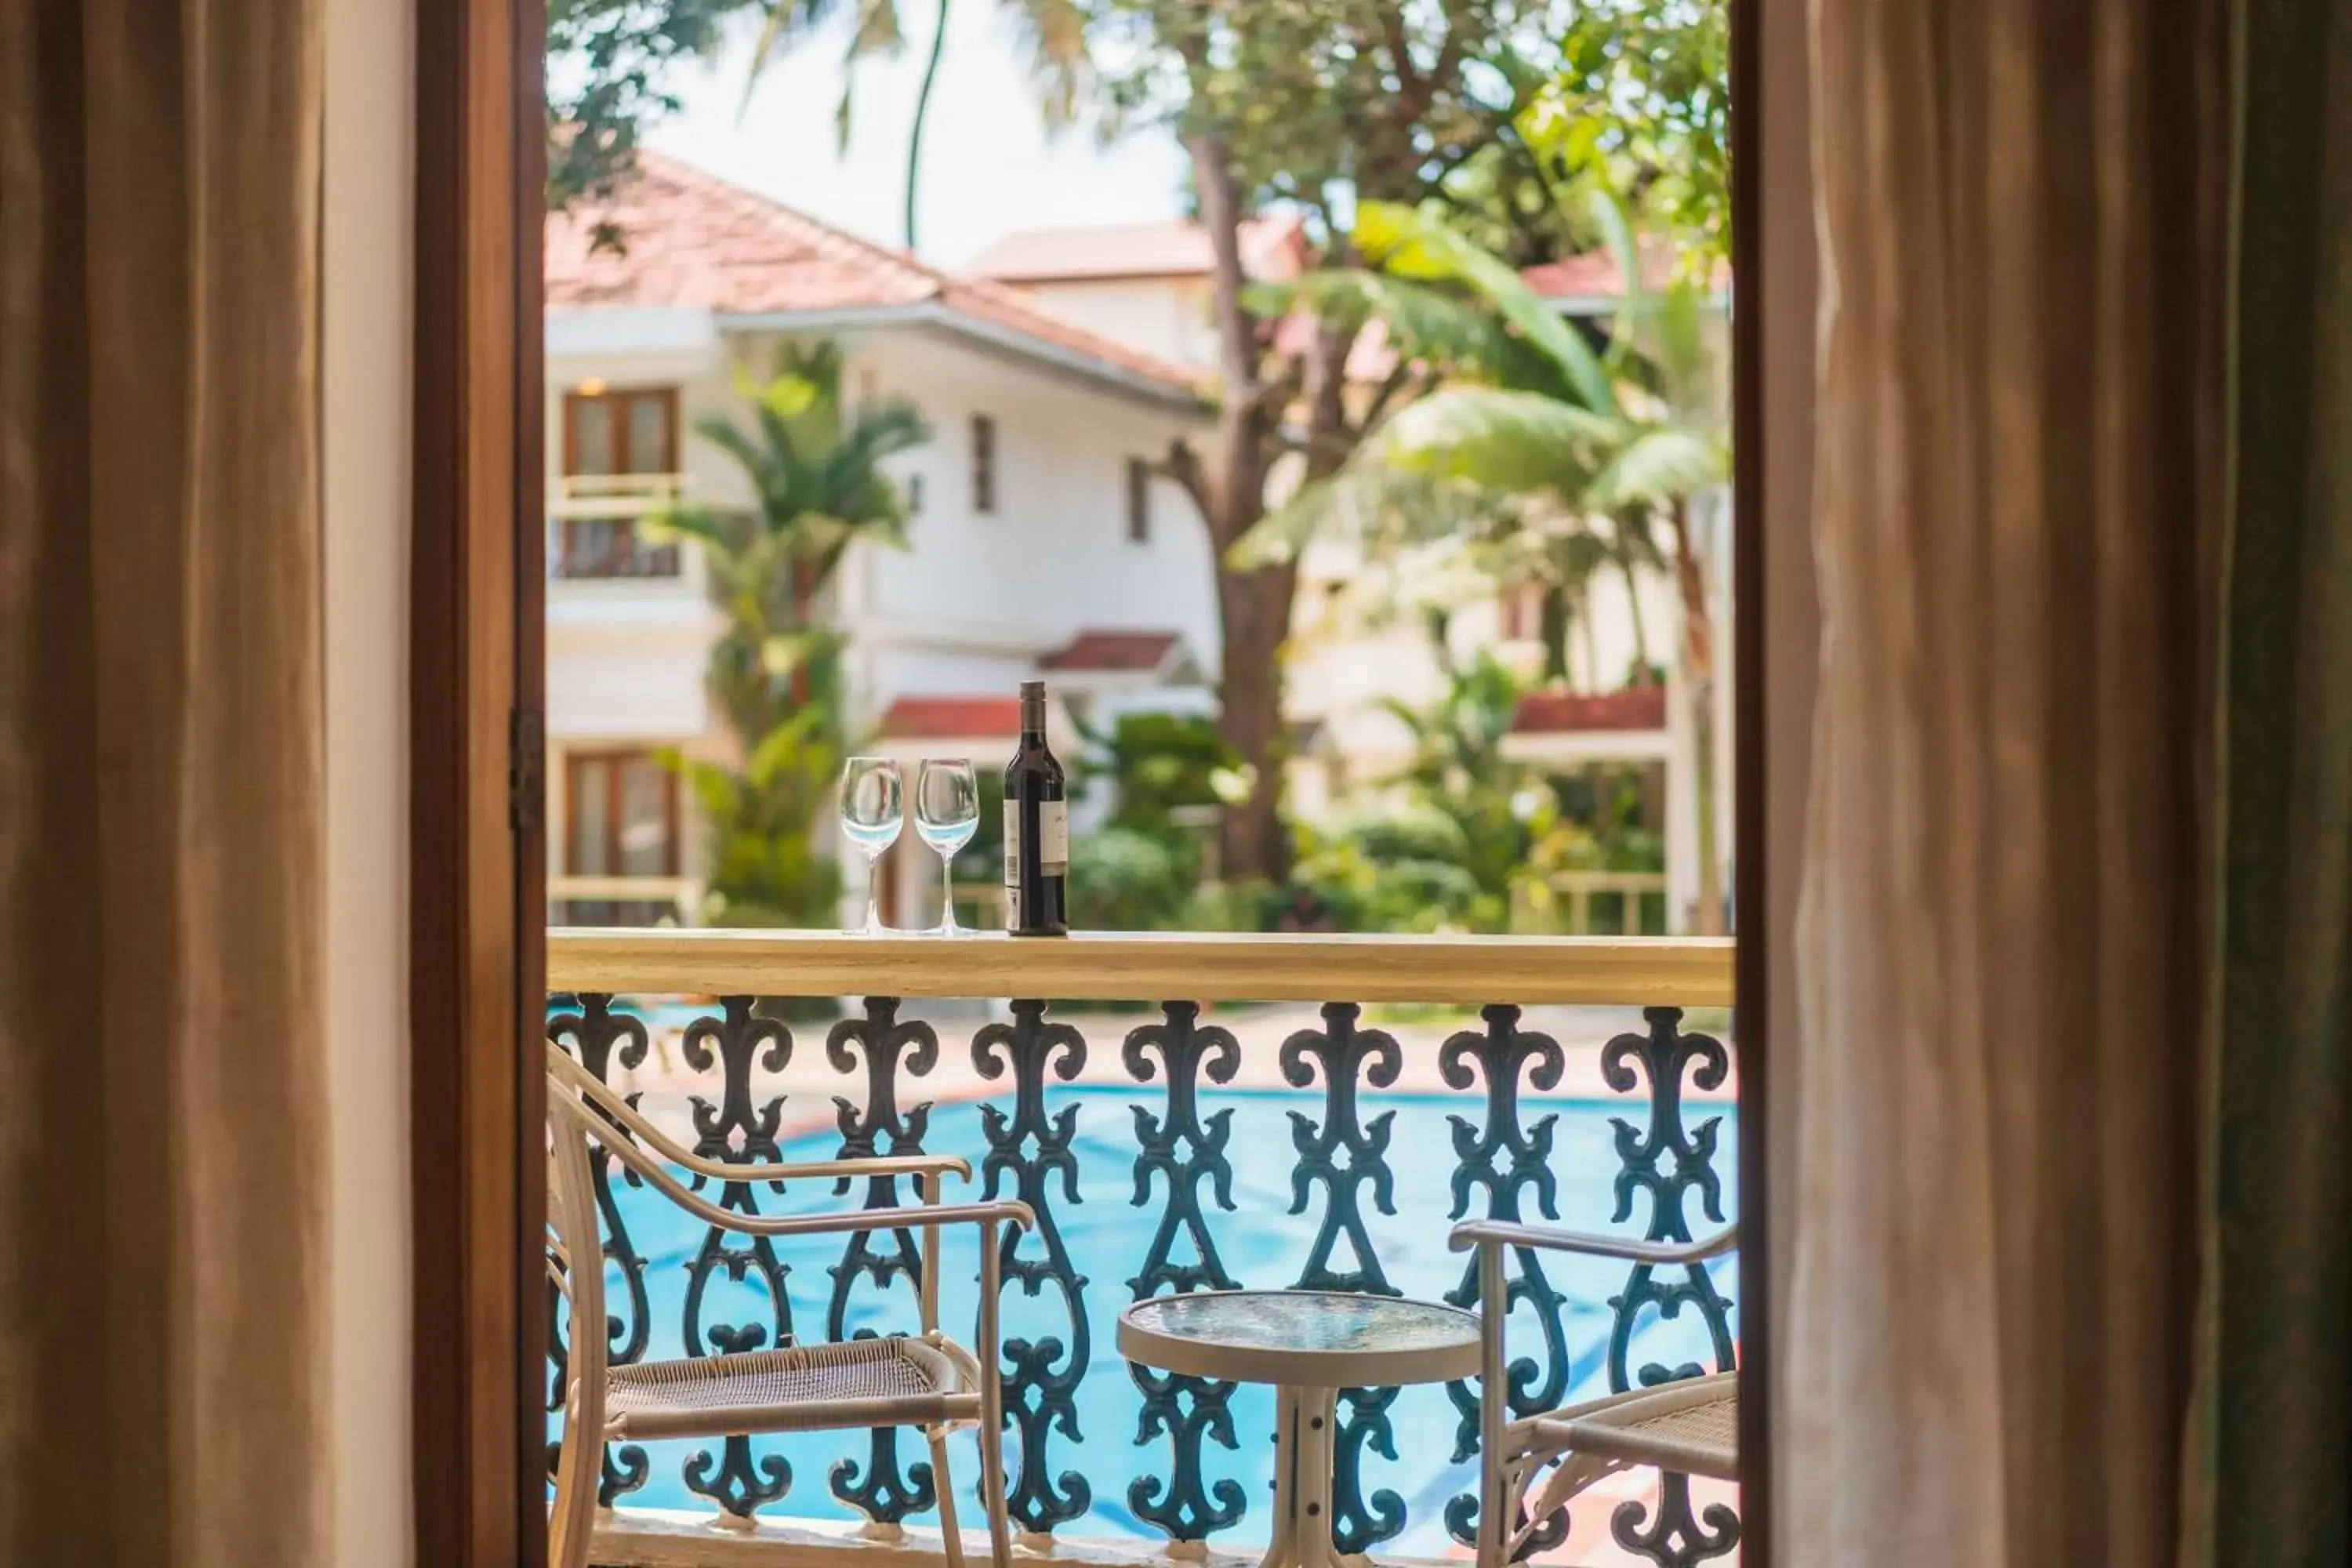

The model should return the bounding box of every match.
[1451,1219,1740,1567]
[546,1043,1036,1568]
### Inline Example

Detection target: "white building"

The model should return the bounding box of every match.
[543,155,1221,928]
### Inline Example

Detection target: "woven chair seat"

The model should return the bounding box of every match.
[604,1337,976,1441]
[1543,1373,1739,1483]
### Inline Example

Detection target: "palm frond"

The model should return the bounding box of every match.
[1373,387,1622,497]
[1355,201,1619,416]
[1586,427,1730,510]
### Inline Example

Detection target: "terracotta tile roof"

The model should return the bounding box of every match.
[1512,686,1668,734]
[1036,630,1184,674]
[876,696,1023,742]
[1520,246,1733,301]
[546,154,1205,398]
[967,216,1307,283]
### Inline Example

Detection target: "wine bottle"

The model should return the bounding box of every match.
[1003,680,1069,936]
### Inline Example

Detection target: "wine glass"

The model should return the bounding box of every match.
[839,758,903,935]
[914,759,981,935]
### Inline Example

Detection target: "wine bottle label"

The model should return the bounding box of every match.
[1037,801,1068,874]
[1003,800,1071,885]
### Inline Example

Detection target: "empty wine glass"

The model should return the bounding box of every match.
[839,757,903,935]
[914,759,981,935]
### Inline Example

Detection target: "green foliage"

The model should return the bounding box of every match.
[1083,1,1536,220]
[1073,710,1243,828]
[654,339,929,927]
[666,716,846,926]
[653,341,929,746]
[1066,826,1197,932]
[547,0,755,220]
[1527,0,1730,263]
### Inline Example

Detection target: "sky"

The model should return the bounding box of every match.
[650,5,1190,269]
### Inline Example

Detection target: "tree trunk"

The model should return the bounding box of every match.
[1215,562,1298,883]
[902,0,952,251]
[1668,497,1724,935]
[1619,546,1652,683]
[1539,583,1571,685]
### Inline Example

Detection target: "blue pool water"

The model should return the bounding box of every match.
[568,1083,1737,1555]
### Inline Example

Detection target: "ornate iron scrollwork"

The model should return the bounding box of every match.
[973,1000,1092,1537]
[1283,1003,1406,1555]
[677,996,796,1521]
[1123,1002,1247,1546]
[1601,1007,1735,1391]
[1602,1007,1738,1566]
[1438,1005,1571,1555]
[1611,1472,1740,1566]
[545,993,654,1506]
[824,996,942,1527]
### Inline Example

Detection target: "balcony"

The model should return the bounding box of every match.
[550,474,690,581]
[549,930,1740,1567]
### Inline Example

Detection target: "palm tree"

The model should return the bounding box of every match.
[652,339,931,924]
[741,0,1085,252]
[1238,195,1733,929]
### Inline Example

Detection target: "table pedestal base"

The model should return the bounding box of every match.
[1261,1386,1362,1568]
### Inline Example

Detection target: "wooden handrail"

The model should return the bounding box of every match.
[547,927,1734,1007]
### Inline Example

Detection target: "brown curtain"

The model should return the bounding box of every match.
[1788,0,2227,1562]
[2181,1,2352,1561]
[0,0,329,1563]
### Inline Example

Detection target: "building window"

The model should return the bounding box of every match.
[971,414,996,514]
[564,750,678,879]
[1126,456,1151,543]
[558,386,681,579]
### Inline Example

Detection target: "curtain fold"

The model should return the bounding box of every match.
[2184,2,2352,1562]
[0,0,330,1562]
[1790,0,2227,1561]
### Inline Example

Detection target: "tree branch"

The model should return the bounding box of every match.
[1356,358,1418,434]
[1152,437,1211,519]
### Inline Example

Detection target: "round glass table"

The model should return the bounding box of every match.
[1116,1291,1482,1568]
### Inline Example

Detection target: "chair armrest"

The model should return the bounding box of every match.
[566,1092,1036,1241]
[1448,1219,1739,1265]
[760,1152,975,1184]
[549,1043,974,1187]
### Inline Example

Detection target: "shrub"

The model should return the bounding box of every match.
[1066,826,1196,932]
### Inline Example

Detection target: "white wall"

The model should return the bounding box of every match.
[323,0,413,1558]
[996,276,1221,368]
[543,337,731,756]
[839,329,1222,713]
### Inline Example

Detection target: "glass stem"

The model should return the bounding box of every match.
[942,861,958,935]
[866,852,885,935]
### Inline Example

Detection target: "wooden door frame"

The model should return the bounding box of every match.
[411,0,546,1556]
[1727,0,1771,1552]
[406,0,1774,1559]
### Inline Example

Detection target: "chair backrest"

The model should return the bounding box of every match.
[546,1062,610,1568]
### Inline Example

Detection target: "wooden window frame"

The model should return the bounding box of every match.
[412,0,545,1559]
[971,412,996,514]
[556,385,681,578]
[558,383,679,478]
[561,747,681,878]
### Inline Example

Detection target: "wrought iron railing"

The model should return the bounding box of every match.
[549,474,688,579]
[547,931,1739,1567]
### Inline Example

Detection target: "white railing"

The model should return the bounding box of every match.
[550,474,691,580]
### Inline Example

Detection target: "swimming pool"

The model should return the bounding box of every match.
[561,1080,1738,1557]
